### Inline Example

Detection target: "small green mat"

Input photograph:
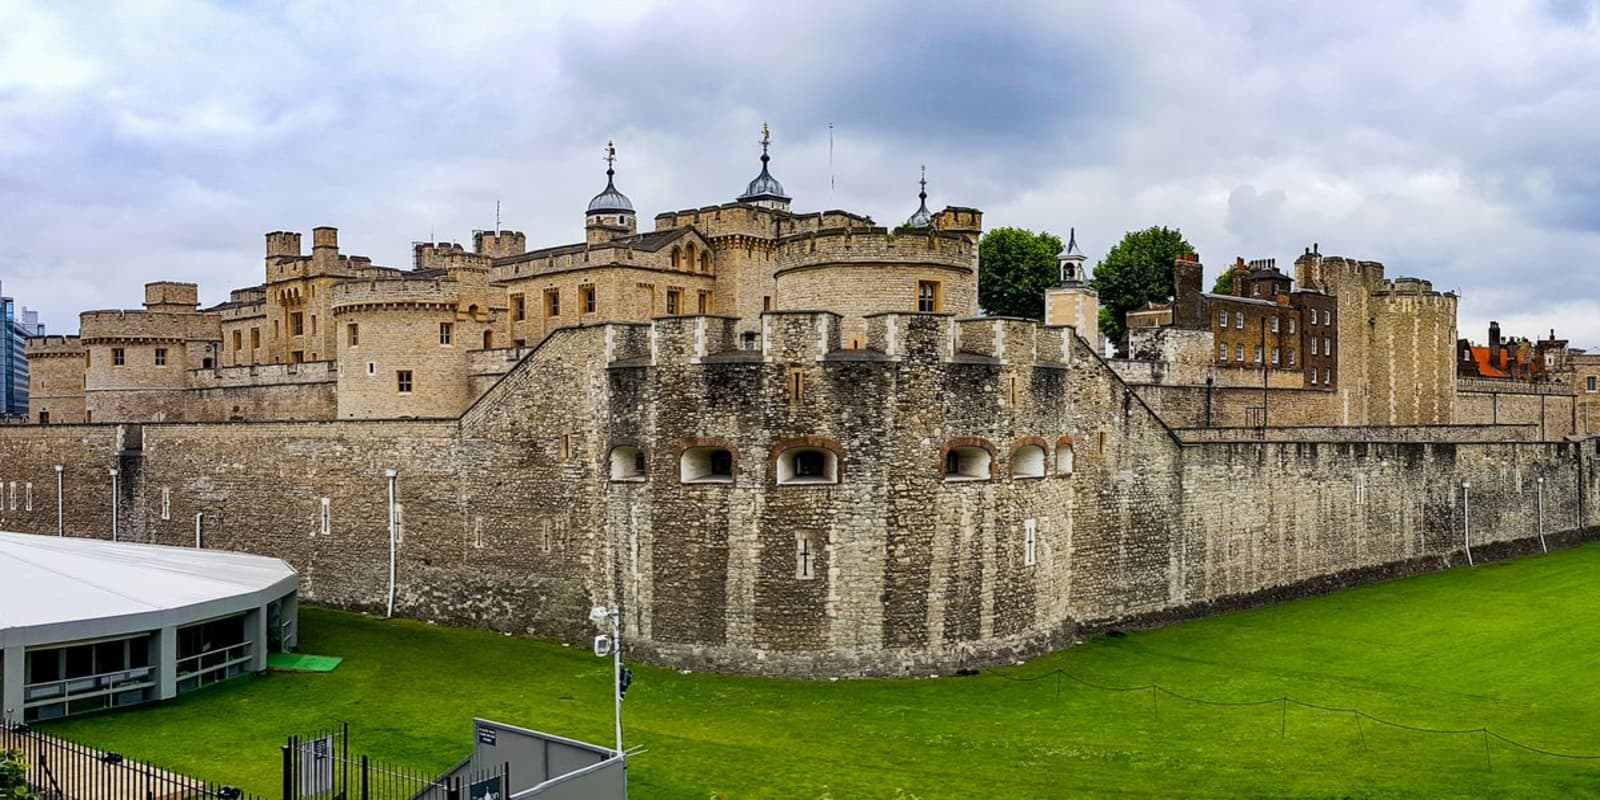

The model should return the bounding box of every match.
[268,653,343,673]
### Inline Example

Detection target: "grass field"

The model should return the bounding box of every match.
[42,542,1600,799]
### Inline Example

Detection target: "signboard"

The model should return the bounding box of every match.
[477,726,497,746]
[299,736,335,796]
[469,776,503,800]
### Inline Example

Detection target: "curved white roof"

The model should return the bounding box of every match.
[0,531,298,648]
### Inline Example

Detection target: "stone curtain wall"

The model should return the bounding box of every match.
[0,313,1597,678]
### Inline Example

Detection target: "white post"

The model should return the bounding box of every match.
[613,612,624,756]
[1537,477,1547,554]
[54,464,63,537]
[1462,481,1473,567]
[109,467,119,542]
[385,469,398,618]
[195,512,204,548]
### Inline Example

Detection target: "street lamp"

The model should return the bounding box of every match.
[1536,477,1547,554]
[54,465,63,537]
[589,605,628,757]
[109,468,119,542]
[1461,481,1473,567]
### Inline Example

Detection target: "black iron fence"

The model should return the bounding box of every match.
[2,722,262,800]
[282,727,507,800]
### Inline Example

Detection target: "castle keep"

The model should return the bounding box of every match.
[5,132,1598,677]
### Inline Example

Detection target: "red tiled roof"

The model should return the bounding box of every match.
[1468,347,1510,378]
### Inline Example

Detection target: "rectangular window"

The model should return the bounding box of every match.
[1235,344,1244,362]
[347,323,359,347]
[1024,519,1037,567]
[439,322,453,345]
[763,296,773,312]
[1288,318,1297,334]
[1324,368,1332,384]
[1270,317,1280,333]
[1288,348,1296,367]
[1253,346,1262,363]
[1234,311,1244,328]
[1310,337,1318,356]
[160,487,170,521]
[24,482,32,512]
[1218,311,1228,329]
[112,347,126,366]
[291,312,304,336]
[917,280,941,313]
[795,534,815,579]
[581,285,597,314]
[1310,369,1319,385]
[251,328,261,349]
[1218,343,1228,362]
[789,368,805,405]
[1271,347,1280,365]
[397,370,413,393]
[545,289,560,318]
[320,497,331,537]
[310,314,317,334]
[291,350,304,363]
[154,347,167,366]
[366,361,376,376]
[698,291,711,314]
[512,294,526,321]
[1588,376,1597,393]
[666,289,681,315]
[233,331,242,351]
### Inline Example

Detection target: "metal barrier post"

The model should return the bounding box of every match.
[282,745,293,800]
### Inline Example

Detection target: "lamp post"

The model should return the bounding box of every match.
[589,605,626,757]
[109,467,119,542]
[1462,481,1473,567]
[1536,476,1547,554]
[54,464,63,537]
[385,469,398,618]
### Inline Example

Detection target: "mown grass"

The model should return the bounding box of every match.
[43,542,1600,798]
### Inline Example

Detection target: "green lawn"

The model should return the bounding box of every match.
[43,542,1600,799]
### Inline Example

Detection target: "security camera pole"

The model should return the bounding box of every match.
[589,604,626,756]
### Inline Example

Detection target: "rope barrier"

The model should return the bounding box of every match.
[988,666,1600,762]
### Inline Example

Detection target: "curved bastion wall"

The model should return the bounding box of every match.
[1,312,1596,678]
[332,278,472,419]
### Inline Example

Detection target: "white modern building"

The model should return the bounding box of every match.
[0,531,298,722]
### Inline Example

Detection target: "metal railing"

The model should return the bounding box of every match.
[2,721,261,800]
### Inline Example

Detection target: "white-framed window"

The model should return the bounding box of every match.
[1311,370,1319,385]
[1271,347,1280,365]
[397,370,413,393]
[1234,311,1244,328]
[796,534,815,579]
[1218,311,1229,329]
[1235,344,1244,362]
[1253,346,1263,363]
[1218,343,1228,362]
[24,482,32,511]
[439,322,453,345]
[1288,318,1297,334]
[1288,349,1296,367]
[155,347,168,366]
[1310,337,1319,356]
[367,361,376,376]
[1024,518,1037,567]
[472,516,484,549]
[161,487,171,521]
[1589,376,1597,393]
[320,497,331,536]
[1270,317,1280,333]
[1323,309,1332,325]
[1324,368,1332,384]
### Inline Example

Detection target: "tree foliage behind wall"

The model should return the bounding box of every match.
[1089,226,1195,348]
[978,227,1063,319]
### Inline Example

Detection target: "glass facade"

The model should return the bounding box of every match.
[0,283,44,418]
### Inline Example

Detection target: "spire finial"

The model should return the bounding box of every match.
[918,165,927,200]
[759,122,771,165]
[604,140,617,177]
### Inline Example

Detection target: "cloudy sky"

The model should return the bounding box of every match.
[3,0,1599,347]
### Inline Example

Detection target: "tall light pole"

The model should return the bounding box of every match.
[109,467,119,542]
[54,464,63,537]
[1462,481,1473,567]
[1536,476,1547,554]
[589,605,625,757]
[385,469,398,618]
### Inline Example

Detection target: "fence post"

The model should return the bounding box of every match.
[360,754,369,800]
[447,776,460,800]
[282,745,293,800]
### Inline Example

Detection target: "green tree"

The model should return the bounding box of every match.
[978,227,1063,319]
[1089,226,1194,348]
[1212,268,1235,296]
[1,750,35,800]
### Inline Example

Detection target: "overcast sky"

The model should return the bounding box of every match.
[3,0,1598,347]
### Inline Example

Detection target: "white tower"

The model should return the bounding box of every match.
[1044,228,1100,351]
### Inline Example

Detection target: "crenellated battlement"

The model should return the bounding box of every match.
[25,335,84,357]
[414,241,491,272]
[79,309,221,343]
[773,226,976,273]
[473,229,526,258]
[330,277,460,311]
[143,282,199,312]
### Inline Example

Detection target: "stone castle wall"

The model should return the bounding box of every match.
[3,313,1596,677]
[1455,379,1578,439]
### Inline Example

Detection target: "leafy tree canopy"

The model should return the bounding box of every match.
[1,750,37,800]
[978,227,1063,319]
[1212,268,1235,295]
[1088,226,1195,348]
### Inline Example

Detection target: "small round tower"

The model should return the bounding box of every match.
[586,140,636,244]
[737,122,791,211]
